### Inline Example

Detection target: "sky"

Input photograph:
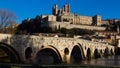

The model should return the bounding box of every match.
[0,0,120,23]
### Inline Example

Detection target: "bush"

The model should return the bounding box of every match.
[60,28,95,36]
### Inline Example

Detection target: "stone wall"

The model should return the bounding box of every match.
[48,22,106,30]
[0,34,115,64]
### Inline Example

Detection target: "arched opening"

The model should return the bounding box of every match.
[35,48,62,64]
[110,49,114,55]
[64,48,69,55]
[87,48,91,60]
[100,49,103,54]
[64,48,69,63]
[70,45,83,64]
[85,46,86,50]
[104,48,109,57]
[94,49,100,59]
[25,47,32,59]
[0,43,20,63]
[100,49,103,56]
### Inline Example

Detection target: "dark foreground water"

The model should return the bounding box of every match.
[82,55,120,67]
[1,56,120,68]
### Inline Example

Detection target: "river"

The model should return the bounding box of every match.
[81,55,120,67]
[34,55,120,67]
[1,56,120,68]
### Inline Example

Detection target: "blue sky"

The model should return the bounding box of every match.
[0,0,120,23]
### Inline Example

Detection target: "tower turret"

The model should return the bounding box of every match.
[61,4,70,14]
[52,4,58,15]
[93,15,101,26]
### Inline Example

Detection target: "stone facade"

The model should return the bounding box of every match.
[39,4,110,31]
[41,4,103,26]
[47,15,56,22]
[48,22,106,31]
[0,34,115,64]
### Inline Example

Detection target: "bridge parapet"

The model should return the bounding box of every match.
[0,34,114,49]
[43,36,114,48]
[0,34,115,64]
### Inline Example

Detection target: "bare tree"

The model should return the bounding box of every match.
[0,9,17,33]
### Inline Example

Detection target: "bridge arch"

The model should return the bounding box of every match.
[77,43,85,58]
[25,47,32,60]
[100,49,103,54]
[87,48,91,60]
[104,47,110,57]
[35,45,62,64]
[110,49,114,55]
[100,49,103,57]
[70,45,84,64]
[94,49,101,59]
[0,42,20,63]
[64,48,69,55]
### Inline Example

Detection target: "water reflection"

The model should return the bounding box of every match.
[35,48,62,65]
[82,56,120,67]
[35,54,120,67]
[20,56,120,68]
[1,56,120,67]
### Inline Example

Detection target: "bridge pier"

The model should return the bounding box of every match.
[64,54,71,64]
[0,34,116,64]
[115,47,120,55]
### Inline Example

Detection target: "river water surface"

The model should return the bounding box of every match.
[1,56,120,68]
[34,55,120,67]
[80,55,120,67]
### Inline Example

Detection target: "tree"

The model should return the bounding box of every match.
[0,9,16,33]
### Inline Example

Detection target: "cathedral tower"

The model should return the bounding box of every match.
[52,4,58,15]
[62,4,70,13]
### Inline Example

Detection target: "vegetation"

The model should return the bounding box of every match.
[15,15,41,34]
[0,9,17,34]
[16,17,95,36]
[15,14,95,36]
[105,21,120,32]
[60,28,95,37]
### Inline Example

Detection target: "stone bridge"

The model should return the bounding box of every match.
[0,34,115,64]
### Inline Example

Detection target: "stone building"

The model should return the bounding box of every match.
[51,4,102,26]
[40,4,117,30]
[41,4,104,26]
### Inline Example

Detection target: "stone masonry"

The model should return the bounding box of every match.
[0,34,115,64]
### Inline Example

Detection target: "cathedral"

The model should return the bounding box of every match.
[41,4,105,26]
